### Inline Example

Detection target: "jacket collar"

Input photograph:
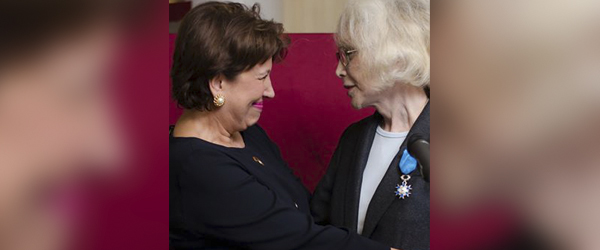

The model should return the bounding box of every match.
[341,112,381,229]
[360,101,430,236]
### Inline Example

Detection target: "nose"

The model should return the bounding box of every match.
[263,76,275,99]
[335,61,347,79]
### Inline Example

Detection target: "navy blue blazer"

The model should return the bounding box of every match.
[169,125,389,250]
[311,102,430,250]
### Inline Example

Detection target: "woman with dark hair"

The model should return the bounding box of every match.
[169,2,397,250]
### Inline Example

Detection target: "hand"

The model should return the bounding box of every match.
[391,248,401,250]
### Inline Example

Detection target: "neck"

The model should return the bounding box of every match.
[173,109,244,148]
[374,84,428,133]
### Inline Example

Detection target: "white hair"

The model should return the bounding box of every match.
[336,0,430,89]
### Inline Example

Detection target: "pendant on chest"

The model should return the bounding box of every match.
[395,174,412,199]
[395,182,412,199]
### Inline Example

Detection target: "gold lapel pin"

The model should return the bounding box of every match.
[252,156,264,166]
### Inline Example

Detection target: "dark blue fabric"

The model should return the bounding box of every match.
[170,125,389,250]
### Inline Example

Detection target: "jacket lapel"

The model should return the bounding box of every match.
[361,102,430,237]
[342,114,380,231]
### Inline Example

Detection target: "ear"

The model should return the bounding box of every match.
[208,75,224,96]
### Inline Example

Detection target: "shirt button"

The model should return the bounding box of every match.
[294,202,299,209]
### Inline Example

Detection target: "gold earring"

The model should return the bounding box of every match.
[213,94,225,107]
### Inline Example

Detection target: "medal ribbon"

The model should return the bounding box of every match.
[399,149,417,175]
[396,149,417,199]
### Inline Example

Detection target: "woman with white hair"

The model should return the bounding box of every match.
[311,0,430,249]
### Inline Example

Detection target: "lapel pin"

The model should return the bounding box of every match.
[252,156,264,166]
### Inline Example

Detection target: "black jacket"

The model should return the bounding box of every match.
[311,102,430,250]
[169,125,389,250]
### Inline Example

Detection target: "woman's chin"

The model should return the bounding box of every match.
[350,99,365,110]
[244,116,261,129]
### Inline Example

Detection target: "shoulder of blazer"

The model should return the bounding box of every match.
[339,112,381,143]
[244,124,284,158]
[177,142,236,168]
[247,124,268,137]
[408,101,430,140]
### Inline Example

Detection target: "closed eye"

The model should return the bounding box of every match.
[258,75,268,80]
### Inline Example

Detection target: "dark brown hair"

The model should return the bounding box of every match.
[171,1,289,111]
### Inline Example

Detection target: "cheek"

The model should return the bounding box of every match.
[347,63,377,92]
[231,82,263,104]
[351,80,379,101]
[248,82,265,98]
[225,88,255,119]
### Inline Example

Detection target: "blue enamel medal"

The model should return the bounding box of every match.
[396,149,417,199]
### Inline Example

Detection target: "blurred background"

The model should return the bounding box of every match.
[0,1,168,249]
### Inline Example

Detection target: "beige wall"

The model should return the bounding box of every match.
[175,0,348,33]
[282,0,348,33]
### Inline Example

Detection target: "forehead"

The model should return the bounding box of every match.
[250,59,273,72]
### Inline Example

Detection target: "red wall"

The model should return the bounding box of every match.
[169,33,374,191]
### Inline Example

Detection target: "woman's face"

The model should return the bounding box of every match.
[0,24,123,250]
[335,54,383,109]
[218,59,275,131]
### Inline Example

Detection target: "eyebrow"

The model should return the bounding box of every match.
[259,69,271,76]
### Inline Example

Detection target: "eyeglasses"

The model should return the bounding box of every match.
[336,48,357,67]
